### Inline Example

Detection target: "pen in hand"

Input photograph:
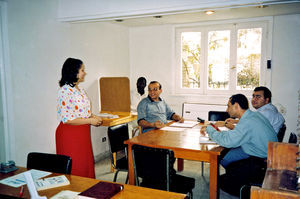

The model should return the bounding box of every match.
[210,123,220,132]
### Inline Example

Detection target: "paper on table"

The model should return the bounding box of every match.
[50,190,80,199]
[169,121,198,128]
[35,175,70,191]
[0,169,51,188]
[98,113,119,119]
[23,171,47,199]
[161,126,188,131]
[199,136,216,144]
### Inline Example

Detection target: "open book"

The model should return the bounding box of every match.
[35,175,70,191]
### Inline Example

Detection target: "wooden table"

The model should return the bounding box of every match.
[0,167,186,199]
[100,111,137,127]
[124,128,224,199]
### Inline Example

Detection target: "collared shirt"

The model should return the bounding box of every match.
[257,103,285,133]
[57,84,91,123]
[206,109,278,158]
[137,96,175,132]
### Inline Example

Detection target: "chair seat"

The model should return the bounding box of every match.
[115,156,128,170]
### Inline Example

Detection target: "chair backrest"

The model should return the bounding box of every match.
[277,123,286,142]
[288,132,298,144]
[208,111,230,121]
[27,152,72,174]
[107,123,129,153]
[267,142,298,171]
[132,145,174,191]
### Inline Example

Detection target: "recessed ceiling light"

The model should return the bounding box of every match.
[153,16,162,18]
[115,19,123,22]
[205,10,215,15]
[256,5,268,8]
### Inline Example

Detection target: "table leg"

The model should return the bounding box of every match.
[209,154,220,199]
[177,158,184,172]
[127,144,135,185]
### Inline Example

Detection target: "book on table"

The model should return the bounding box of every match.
[77,181,124,199]
[34,175,70,191]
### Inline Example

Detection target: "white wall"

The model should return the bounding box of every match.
[129,24,232,115]
[272,14,300,141]
[7,0,130,166]
[129,14,300,136]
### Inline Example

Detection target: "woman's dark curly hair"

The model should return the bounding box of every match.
[59,58,83,87]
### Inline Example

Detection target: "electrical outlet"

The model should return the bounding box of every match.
[102,137,106,142]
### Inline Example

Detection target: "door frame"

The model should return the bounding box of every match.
[0,1,15,162]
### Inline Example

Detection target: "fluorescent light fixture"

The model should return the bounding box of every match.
[205,10,215,15]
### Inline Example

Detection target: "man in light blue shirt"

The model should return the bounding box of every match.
[201,94,278,196]
[252,86,285,134]
[201,94,278,167]
[137,81,183,133]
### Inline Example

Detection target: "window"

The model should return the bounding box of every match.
[175,20,270,95]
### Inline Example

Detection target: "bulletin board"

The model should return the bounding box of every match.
[99,77,131,112]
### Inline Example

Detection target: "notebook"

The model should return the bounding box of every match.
[77,181,123,199]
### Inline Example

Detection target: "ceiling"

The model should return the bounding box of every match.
[107,2,300,27]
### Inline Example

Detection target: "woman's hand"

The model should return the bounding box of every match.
[89,117,103,127]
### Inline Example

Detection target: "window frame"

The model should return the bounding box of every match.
[174,17,272,97]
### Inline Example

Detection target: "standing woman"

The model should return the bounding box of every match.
[56,58,102,178]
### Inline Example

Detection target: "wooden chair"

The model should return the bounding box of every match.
[132,125,141,137]
[132,145,195,198]
[107,123,129,183]
[27,152,72,174]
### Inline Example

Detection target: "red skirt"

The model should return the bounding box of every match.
[56,122,95,178]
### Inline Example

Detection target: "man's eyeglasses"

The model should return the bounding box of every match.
[148,88,160,92]
[252,95,262,99]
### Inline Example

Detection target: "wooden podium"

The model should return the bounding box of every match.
[99,77,137,126]
[251,142,300,199]
[99,77,137,172]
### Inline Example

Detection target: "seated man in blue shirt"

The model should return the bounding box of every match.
[137,81,184,133]
[201,94,278,196]
[251,86,285,134]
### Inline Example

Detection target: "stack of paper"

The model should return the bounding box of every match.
[169,121,199,128]
[98,113,119,119]
[0,169,51,188]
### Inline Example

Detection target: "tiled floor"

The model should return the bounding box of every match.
[95,158,239,199]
